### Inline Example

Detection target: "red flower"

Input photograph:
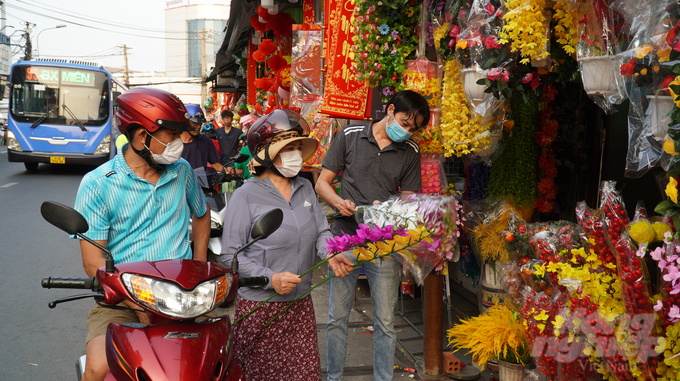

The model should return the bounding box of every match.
[500,69,510,83]
[448,25,460,39]
[484,35,502,49]
[487,68,501,81]
[667,23,680,47]
[522,72,534,84]
[530,75,540,90]
[620,57,636,76]
[485,3,495,16]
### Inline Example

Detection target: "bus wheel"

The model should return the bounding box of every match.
[24,162,38,172]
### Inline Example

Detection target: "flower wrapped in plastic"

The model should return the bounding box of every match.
[355,194,459,284]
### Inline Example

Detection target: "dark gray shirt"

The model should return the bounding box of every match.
[220,176,333,302]
[321,122,421,236]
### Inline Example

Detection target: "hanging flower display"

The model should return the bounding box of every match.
[351,0,421,99]
[535,85,559,214]
[439,59,491,157]
[499,0,550,65]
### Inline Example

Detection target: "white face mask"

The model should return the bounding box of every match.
[275,150,303,178]
[146,133,184,165]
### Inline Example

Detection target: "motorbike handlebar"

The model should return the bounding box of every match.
[239,276,269,288]
[42,277,100,291]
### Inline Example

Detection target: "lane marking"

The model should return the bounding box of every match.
[1,182,18,188]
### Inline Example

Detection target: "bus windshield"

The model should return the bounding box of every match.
[10,65,110,127]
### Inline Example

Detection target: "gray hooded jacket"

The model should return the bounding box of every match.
[220,176,333,302]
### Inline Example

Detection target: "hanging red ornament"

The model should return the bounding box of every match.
[267,55,287,72]
[276,65,291,91]
[254,77,272,90]
[256,6,269,21]
[249,14,267,33]
[252,50,267,63]
[258,39,277,56]
[270,12,295,37]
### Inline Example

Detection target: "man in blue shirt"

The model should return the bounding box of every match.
[181,104,231,174]
[73,88,210,381]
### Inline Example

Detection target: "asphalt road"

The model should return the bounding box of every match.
[0,150,96,381]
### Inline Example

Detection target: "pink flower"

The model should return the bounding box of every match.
[654,300,663,311]
[487,68,501,81]
[326,235,350,253]
[664,265,680,283]
[670,305,680,322]
[485,3,495,16]
[522,72,534,84]
[357,16,364,23]
[483,35,502,49]
[651,247,665,261]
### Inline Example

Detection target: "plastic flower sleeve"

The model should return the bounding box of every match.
[419,153,447,194]
[576,1,630,113]
[290,25,323,112]
[358,195,458,284]
[575,201,618,270]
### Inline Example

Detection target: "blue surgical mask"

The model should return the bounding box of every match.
[385,114,413,143]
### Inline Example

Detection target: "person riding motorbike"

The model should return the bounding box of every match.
[73,87,211,381]
[220,109,333,380]
[181,104,234,175]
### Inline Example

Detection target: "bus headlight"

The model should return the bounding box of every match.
[7,131,23,152]
[94,135,110,155]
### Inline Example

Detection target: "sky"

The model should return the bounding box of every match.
[4,0,228,73]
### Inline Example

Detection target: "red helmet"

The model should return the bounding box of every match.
[115,88,191,135]
[247,109,317,167]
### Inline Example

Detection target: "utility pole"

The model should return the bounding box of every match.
[23,21,31,60]
[200,28,207,105]
[121,44,130,86]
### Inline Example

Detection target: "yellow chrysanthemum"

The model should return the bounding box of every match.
[653,222,672,241]
[628,220,656,244]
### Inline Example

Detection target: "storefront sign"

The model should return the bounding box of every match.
[322,0,371,119]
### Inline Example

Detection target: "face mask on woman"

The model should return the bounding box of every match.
[385,114,413,143]
[275,150,303,178]
[147,133,184,165]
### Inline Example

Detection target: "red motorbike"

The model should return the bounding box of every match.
[40,201,283,381]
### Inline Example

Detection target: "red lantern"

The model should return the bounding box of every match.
[256,6,269,21]
[249,14,267,33]
[276,65,291,91]
[254,77,271,90]
[270,12,295,37]
[258,39,277,56]
[267,55,287,72]
[252,50,267,63]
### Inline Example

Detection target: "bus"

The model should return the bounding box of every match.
[6,59,128,171]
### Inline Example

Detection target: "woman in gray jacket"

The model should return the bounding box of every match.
[221,109,333,381]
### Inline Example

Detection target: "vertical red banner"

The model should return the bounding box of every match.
[302,0,315,24]
[321,0,371,119]
[247,41,258,106]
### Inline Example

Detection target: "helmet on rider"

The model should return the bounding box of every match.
[247,109,317,171]
[115,88,191,169]
[185,104,206,125]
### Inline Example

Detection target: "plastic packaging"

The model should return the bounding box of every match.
[358,194,459,284]
[290,25,323,112]
[299,95,344,172]
[419,153,447,194]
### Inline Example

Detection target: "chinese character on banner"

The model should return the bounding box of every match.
[322,0,372,119]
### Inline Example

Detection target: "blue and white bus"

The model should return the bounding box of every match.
[6,59,127,171]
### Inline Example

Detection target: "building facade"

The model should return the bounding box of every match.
[164,1,230,78]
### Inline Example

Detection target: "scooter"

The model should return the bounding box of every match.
[40,201,283,381]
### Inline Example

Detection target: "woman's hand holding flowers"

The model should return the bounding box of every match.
[271,272,302,295]
[327,252,354,278]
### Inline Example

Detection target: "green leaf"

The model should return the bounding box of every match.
[655,200,677,215]
[484,78,492,87]
[670,84,680,95]
[672,64,680,75]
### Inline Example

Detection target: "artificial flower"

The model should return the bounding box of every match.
[635,44,651,59]
[667,177,679,204]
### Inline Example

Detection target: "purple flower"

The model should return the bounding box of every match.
[663,265,680,283]
[348,234,365,246]
[357,224,383,242]
[326,235,350,253]
[391,30,399,40]
[382,87,394,96]
[426,237,441,251]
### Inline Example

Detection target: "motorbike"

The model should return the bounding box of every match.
[192,153,249,263]
[40,201,283,381]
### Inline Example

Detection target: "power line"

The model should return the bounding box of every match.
[17,0,189,35]
[6,3,195,41]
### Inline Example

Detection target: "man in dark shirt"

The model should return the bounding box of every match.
[215,109,242,165]
[315,90,430,381]
[181,104,230,174]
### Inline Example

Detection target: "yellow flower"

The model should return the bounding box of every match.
[532,263,546,277]
[653,222,672,241]
[667,177,679,204]
[534,310,549,321]
[628,220,656,244]
[640,68,648,75]
[456,40,467,50]
[669,77,680,108]
[664,137,678,156]
[658,47,672,63]
[406,7,414,17]
[635,44,651,59]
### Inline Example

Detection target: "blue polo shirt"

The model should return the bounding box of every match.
[74,151,208,264]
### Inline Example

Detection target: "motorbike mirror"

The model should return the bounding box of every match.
[232,153,249,164]
[40,201,116,273]
[251,208,283,240]
[41,201,89,234]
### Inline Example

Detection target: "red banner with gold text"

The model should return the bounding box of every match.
[247,41,258,106]
[303,0,315,24]
[322,0,371,119]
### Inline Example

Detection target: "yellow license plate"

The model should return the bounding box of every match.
[49,156,66,164]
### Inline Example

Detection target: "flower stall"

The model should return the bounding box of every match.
[204,0,680,379]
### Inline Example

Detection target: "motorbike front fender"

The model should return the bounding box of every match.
[105,316,243,381]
